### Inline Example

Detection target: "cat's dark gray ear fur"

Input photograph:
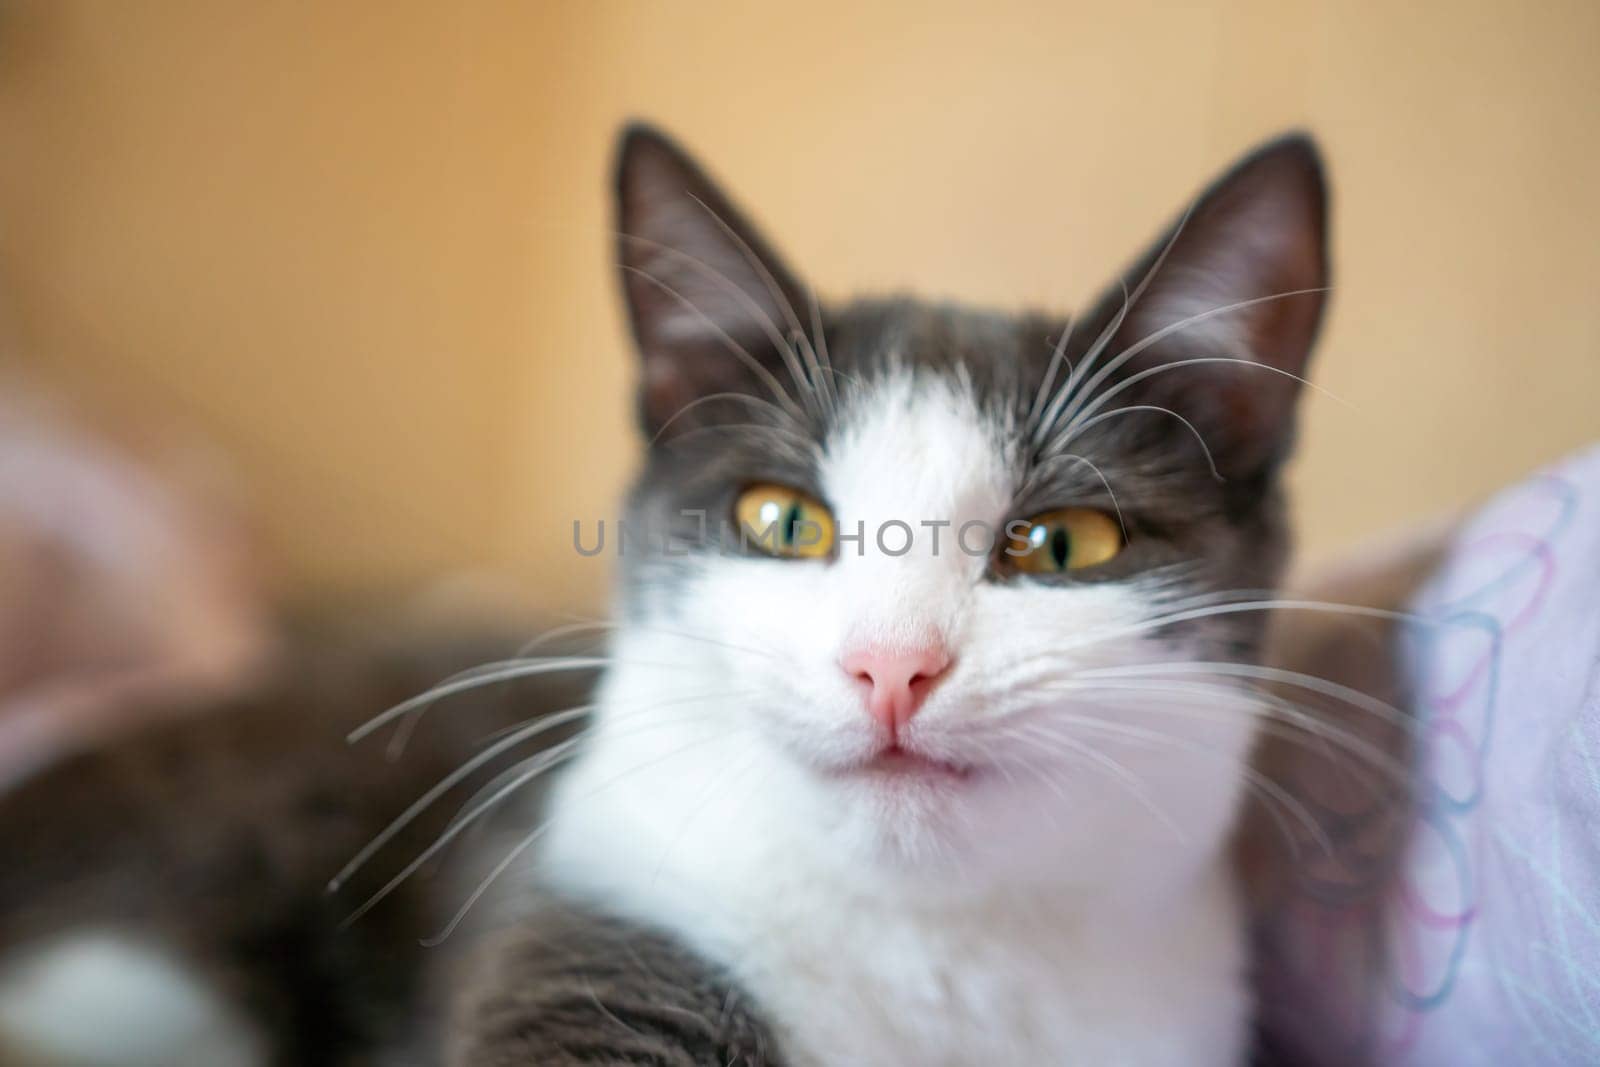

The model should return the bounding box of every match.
[614,124,813,438]
[1079,133,1329,478]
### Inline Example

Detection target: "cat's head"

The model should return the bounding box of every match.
[599,125,1327,894]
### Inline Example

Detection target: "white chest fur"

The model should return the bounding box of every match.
[718,866,1247,1067]
[539,735,1252,1067]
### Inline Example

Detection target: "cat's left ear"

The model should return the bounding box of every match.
[614,124,815,439]
[1076,133,1329,478]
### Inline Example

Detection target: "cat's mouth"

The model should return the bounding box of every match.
[837,744,975,784]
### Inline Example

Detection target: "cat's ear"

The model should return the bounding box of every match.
[614,124,813,438]
[1077,133,1329,478]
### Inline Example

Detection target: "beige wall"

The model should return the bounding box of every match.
[3,0,1597,611]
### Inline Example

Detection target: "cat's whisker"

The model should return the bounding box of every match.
[542,611,786,663]
[971,689,1307,853]
[334,707,596,891]
[985,756,1068,839]
[1023,676,1410,788]
[347,657,612,744]
[418,729,745,946]
[995,595,1434,682]
[1130,593,1434,635]
[646,744,764,892]
[433,704,737,850]
[997,718,1190,844]
[330,733,587,898]
[384,643,601,758]
[381,629,606,760]
[1078,659,1414,732]
[340,711,739,931]
[1129,680,1401,785]
[1035,707,1333,857]
[333,688,761,893]
[1007,656,1408,747]
[339,745,580,929]
[352,639,774,747]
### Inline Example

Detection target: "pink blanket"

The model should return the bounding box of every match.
[1257,443,1600,1065]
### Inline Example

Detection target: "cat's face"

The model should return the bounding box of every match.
[598,127,1327,892]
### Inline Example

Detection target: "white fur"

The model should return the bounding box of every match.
[540,370,1260,1065]
[0,931,264,1067]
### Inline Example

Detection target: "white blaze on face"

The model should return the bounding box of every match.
[819,371,1013,654]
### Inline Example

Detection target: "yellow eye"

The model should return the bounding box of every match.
[1006,507,1123,574]
[733,483,836,559]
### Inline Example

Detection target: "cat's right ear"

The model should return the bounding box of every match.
[614,124,815,439]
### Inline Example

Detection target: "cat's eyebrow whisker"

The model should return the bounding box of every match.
[619,231,820,421]
[622,265,811,426]
[1052,286,1332,442]
[788,328,831,416]
[1019,451,1128,535]
[649,391,809,449]
[1046,402,1224,482]
[1057,356,1345,445]
[665,421,824,457]
[1033,280,1128,448]
[805,283,851,410]
[1024,316,1078,438]
[684,193,830,417]
[1034,201,1198,446]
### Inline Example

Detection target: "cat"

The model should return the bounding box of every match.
[0,123,1328,1066]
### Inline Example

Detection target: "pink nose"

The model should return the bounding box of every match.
[841,643,952,735]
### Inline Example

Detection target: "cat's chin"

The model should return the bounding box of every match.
[787,743,1042,880]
